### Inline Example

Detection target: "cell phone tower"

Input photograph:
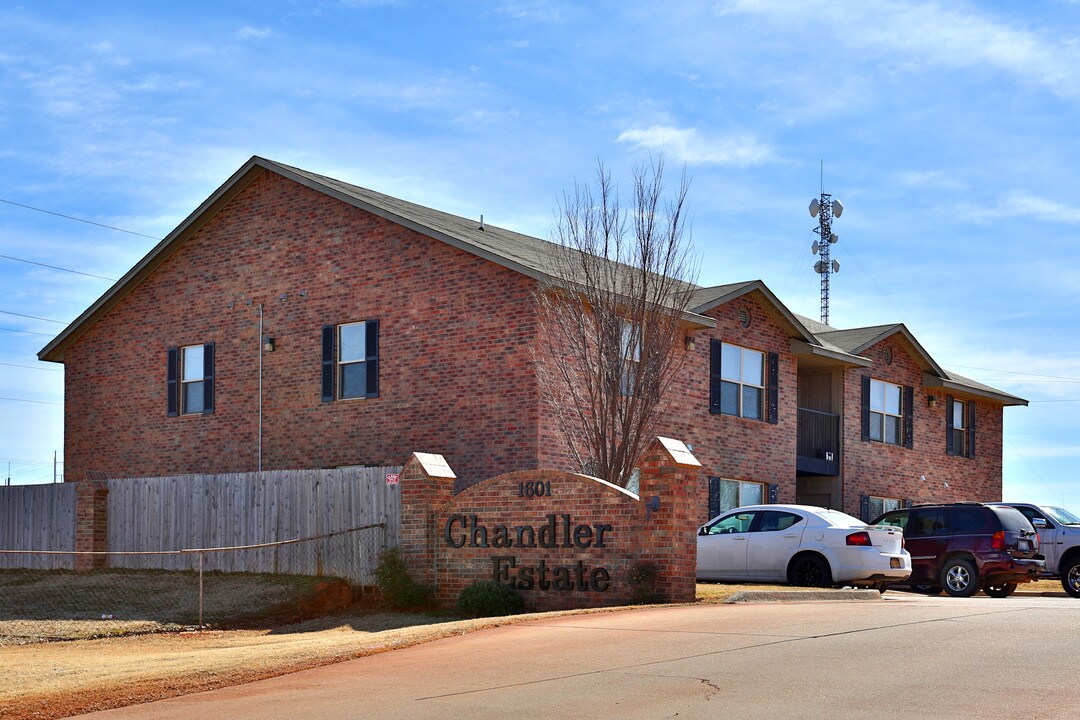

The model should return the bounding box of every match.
[809,190,843,325]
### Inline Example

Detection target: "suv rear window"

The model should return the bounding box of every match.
[989,505,1033,533]
[948,506,993,534]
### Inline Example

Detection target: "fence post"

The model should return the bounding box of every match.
[198,551,204,628]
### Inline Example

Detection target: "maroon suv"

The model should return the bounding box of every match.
[871,502,1044,597]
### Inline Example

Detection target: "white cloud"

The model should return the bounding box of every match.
[236,26,274,41]
[616,125,775,167]
[715,0,1080,100]
[494,1,572,23]
[960,191,1080,224]
[89,41,113,53]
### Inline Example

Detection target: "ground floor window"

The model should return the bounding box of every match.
[708,477,765,518]
[868,495,901,520]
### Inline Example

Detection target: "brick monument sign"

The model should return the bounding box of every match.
[400,437,701,611]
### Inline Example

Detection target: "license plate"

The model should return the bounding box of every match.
[1018,539,1030,551]
[890,558,901,569]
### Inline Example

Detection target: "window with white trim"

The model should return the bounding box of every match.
[868,378,903,445]
[868,495,902,520]
[321,320,380,402]
[712,478,765,515]
[950,398,967,456]
[719,342,764,420]
[181,345,206,414]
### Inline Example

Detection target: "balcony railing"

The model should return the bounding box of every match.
[797,408,840,473]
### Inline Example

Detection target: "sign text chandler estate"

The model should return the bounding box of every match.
[442,481,614,592]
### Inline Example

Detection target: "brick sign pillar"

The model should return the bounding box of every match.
[636,436,701,604]
[398,452,455,588]
[74,480,109,571]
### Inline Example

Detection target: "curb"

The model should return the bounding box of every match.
[722,589,882,604]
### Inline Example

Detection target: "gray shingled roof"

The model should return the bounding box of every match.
[33,156,1030,407]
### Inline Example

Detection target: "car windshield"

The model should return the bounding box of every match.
[1044,506,1080,525]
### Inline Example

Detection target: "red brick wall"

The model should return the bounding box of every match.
[401,447,698,611]
[73,481,108,570]
[841,336,1004,514]
[62,171,542,486]
[660,292,799,523]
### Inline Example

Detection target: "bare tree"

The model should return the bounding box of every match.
[535,156,699,487]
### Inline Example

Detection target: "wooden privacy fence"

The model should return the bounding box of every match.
[0,483,77,569]
[104,467,402,584]
[0,467,401,584]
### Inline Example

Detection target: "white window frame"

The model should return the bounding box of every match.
[337,321,369,400]
[869,378,903,445]
[868,495,902,520]
[720,342,765,420]
[717,478,766,514]
[950,398,967,456]
[180,344,205,415]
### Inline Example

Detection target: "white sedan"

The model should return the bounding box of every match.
[697,504,912,588]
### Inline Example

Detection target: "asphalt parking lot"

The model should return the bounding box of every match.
[78,593,1080,720]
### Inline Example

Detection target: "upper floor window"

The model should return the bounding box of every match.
[946,396,975,458]
[322,321,379,401]
[861,376,912,448]
[710,341,777,423]
[167,342,215,417]
[619,321,641,396]
[868,378,902,444]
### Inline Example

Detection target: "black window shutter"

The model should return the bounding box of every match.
[860,376,871,441]
[202,342,215,414]
[365,320,379,398]
[859,494,870,522]
[903,385,914,449]
[945,394,955,456]
[903,499,914,508]
[708,477,720,518]
[767,352,779,425]
[321,325,335,402]
[768,483,779,504]
[709,339,722,414]
[967,402,976,459]
[167,347,178,417]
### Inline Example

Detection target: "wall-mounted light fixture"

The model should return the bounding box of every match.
[263,336,275,352]
[927,395,937,408]
[684,335,697,351]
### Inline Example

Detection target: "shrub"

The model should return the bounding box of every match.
[373,549,432,609]
[456,581,525,618]
[627,561,661,604]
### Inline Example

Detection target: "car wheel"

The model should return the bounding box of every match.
[940,558,979,598]
[983,582,1017,598]
[1061,558,1080,598]
[788,554,833,587]
[910,584,942,595]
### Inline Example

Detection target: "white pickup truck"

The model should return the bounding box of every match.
[988,502,1080,597]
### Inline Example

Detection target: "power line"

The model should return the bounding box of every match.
[0,197,160,240]
[0,396,62,406]
[0,361,62,372]
[0,326,55,337]
[943,363,1080,383]
[0,254,117,281]
[0,309,71,325]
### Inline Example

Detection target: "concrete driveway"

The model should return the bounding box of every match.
[78,594,1080,720]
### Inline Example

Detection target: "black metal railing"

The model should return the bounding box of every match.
[797,407,840,462]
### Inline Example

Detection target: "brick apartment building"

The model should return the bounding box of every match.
[39,156,1026,523]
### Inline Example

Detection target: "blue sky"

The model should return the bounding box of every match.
[1,1,1078,508]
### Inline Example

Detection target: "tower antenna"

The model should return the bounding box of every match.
[808,169,843,325]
